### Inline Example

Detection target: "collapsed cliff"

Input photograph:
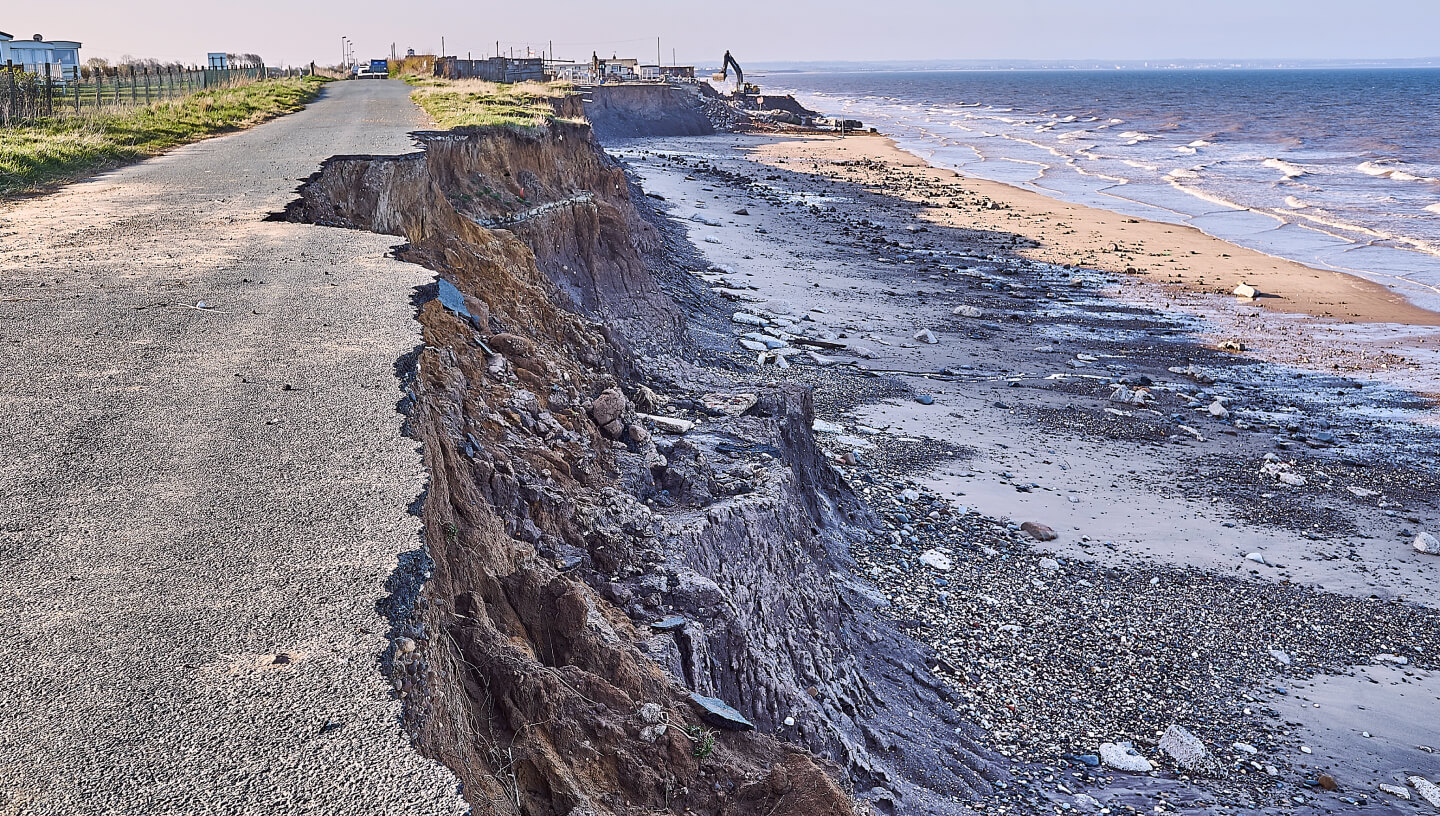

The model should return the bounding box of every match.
[582,84,720,141]
[285,115,1003,815]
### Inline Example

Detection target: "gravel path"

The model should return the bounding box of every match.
[0,80,467,814]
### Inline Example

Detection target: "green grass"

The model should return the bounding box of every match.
[408,79,572,131]
[0,76,332,198]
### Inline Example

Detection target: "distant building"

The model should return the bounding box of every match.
[0,32,82,79]
[640,64,695,80]
[599,57,638,80]
[435,56,544,83]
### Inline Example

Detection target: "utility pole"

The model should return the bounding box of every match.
[657,37,661,76]
[441,37,445,58]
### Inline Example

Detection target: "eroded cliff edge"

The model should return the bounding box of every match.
[285,117,1003,815]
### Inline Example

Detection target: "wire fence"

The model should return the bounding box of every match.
[0,63,310,125]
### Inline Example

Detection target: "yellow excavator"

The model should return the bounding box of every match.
[712,50,759,96]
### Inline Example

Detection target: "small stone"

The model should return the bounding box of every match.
[590,388,629,430]
[1158,724,1216,774]
[783,716,796,727]
[1414,531,1440,555]
[690,692,755,731]
[913,328,939,344]
[1378,783,1410,800]
[1269,649,1292,666]
[1374,653,1410,666]
[395,637,417,654]
[1233,283,1259,299]
[1021,522,1057,542]
[952,304,983,318]
[1208,400,1230,418]
[1245,552,1269,565]
[851,344,877,359]
[1317,774,1337,791]
[1411,776,1440,807]
[1099,741,1154,773]
[1233,742,1258,754]
[1038,557,1061,572]
[919,549,954,572]
[731,312,767,326]
[914,394,934,405]
[639,703,664,724]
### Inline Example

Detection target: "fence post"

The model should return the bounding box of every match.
[43,62,52,117]
[4,61,13,125]
[74,67,80,113]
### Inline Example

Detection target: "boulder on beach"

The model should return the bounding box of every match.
[1158,724,1217,774]
[1233,283,1259,299]
[1099,742,1153,773]
[1021,521,1057,541]
[1414,531,1440,555]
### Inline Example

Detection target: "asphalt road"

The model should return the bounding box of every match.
[0,80,468,814]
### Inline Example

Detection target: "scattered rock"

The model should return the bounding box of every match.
[1373,653,1409,666]
[1021,522,1057,542]
[1158,724,1216,774]
[913,328,939,344]
[1099,741,1154,773]
[1233,283,1259,299]
[637,412,695,435]
[952,305,984,318]
[1217,338,1247,352]
[1410,776,1440,807]
[914,394,934,406]
[589,388,629,431]
[639,702,664,724]
[1208,400,1229,419]
[689,692,755,731]
[731,312,767,326]
[1268,649,1292,666]
[1317,774,1338,791]
[1038,558,1061,572]
[1379,783,1410,800]
[1233,742,1258,754]
[919,549,954,572]
[702,392,758,417]
[1245,552,1269,565]
[1414,531,1440,555]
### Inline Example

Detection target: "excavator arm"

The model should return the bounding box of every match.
[722,50,743,86]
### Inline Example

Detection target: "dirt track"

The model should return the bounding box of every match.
[0,80,468,813]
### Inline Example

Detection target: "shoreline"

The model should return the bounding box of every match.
[750,132,1440,328]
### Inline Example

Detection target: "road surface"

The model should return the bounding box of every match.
[0,80,468,814]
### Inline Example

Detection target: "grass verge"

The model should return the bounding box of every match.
[0,76,332,198]
[407,79,573,131]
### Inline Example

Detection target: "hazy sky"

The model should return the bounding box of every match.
[5,0,1438,67]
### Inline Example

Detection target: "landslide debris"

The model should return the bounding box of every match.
[286,115,1004,814]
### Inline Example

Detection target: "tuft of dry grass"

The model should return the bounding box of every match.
[407,79,571,131]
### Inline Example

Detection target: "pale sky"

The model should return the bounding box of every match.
[5,0,1437,68]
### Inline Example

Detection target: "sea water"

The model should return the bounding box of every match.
[772,69,1440,313]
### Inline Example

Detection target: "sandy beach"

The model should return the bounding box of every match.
[613,128,1440,813]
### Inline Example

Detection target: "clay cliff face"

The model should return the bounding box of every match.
[286,116,1003,816]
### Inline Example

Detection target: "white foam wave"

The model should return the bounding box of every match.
[1167,168,1200,180]
[1284,196,1309,209]
[1426,203,1440,215]
[1188,140,1212,147]
[1358,160,1440,184]
[1118,131,1155,142]
[1174,146,1197,155]
[1262,158,1308,178]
